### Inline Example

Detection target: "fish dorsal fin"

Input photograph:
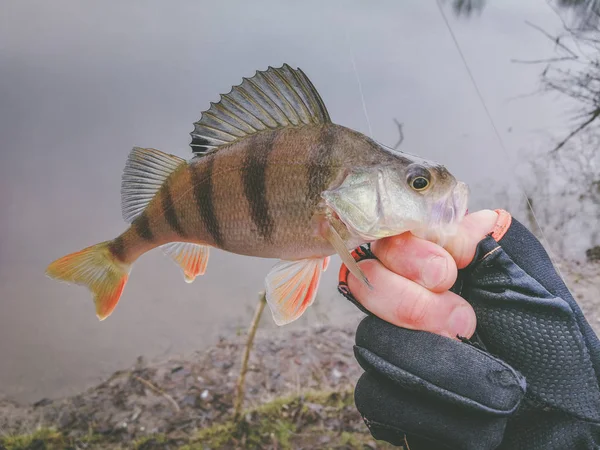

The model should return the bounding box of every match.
[121,147,186,223]
[190,64,331,155]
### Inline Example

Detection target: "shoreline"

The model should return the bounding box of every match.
[0,326,379,449]
[1,259,597,449]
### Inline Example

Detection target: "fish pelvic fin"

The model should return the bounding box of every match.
[322,218,372,290]
[190,64,331,156]
[161,242,210,283]
[265,257,330,326]
[46,240,131,321]
[121,147,187,223]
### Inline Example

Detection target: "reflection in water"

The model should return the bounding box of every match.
[554,0,600,27]
[0,0,589,403]
[449,0,600,27]
[444,0,600,250]
[448,0,486,17]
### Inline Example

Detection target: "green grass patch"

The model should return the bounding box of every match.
[1,427,69,450]
[185,389,387,449]
[1,390,396,450]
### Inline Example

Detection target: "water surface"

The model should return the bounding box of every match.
[0,0,575,403]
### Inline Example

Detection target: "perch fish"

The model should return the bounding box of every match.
[46,64,469,325]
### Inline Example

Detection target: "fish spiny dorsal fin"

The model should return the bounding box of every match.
[121,147,186,223]
[189,64,331,156]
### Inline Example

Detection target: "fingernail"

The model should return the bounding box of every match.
[421,255,448,289]
[447,306,476,338]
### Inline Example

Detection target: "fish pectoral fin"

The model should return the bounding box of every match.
[265,257,330,326]
[161,242,210,283]
[322,220,372,290]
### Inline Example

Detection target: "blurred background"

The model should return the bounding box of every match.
[1,0,598,413]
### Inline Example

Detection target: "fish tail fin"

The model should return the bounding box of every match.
[46,240,131,321]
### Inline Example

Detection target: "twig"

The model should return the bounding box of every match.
[551,109,600,153]
[233,290,267,421]
[392,118,404,150]
[133,375,180,413]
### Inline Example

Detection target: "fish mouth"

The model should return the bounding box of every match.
[431,181,470,230]
[409,181,470,246]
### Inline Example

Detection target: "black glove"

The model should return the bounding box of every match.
[340,213,600,450]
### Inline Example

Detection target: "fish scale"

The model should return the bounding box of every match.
[46,64,469,326]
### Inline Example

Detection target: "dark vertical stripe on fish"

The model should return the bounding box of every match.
[307,126,336,203]
[161,181,187,237]
[191,157,224,247]
[243,133,275,241]
[109,236,127,262]
[134,212,154,241]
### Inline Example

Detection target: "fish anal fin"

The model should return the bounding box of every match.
[265,258,327,326]
[190,64,331,156]
[122,147,186,223]
[162,242,210,283]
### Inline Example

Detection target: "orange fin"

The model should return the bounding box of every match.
[161,242,209,283]
[265,257,328,326]
[45,241,131,321]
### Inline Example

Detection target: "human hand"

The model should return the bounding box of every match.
[339,210,600,450]
[339,209,499,339]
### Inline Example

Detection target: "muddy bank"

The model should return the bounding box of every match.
[1,259,597,449]
[559,259,600,327]
[0,327,378,449]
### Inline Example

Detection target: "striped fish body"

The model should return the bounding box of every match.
[46,64,469,326]
[112,124,365,262]
[179,123,386,260]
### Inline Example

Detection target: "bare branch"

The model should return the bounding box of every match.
[511,56,577,64]
[525,20,580,58]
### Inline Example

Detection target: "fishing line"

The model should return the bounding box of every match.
[434,0,566,277]
[344,26,374,138]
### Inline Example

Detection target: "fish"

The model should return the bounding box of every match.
[45,64,469,326]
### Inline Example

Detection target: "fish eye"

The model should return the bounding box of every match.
[411,177,429,191]
[407,165,431,192]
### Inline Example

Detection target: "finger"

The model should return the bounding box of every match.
[444,209,499,269]
[371,233,457,293]
[347,259,477,339]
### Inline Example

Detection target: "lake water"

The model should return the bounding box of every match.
[0,0,581,403]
